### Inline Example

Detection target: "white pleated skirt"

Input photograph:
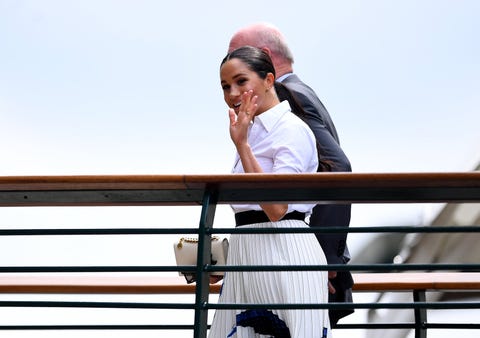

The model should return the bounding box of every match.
[208,219,331,338]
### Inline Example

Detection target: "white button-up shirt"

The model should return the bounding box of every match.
[231,100,318,214]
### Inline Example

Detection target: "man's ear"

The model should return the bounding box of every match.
[261,46,272,57]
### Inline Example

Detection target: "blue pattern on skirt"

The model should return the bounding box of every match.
[236,309,290,338]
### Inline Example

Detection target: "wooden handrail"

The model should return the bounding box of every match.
[352,272,480,291]
[1,172,479,191]
[1,172,480,206]
[1,272,479,294]
[0,274,218,294]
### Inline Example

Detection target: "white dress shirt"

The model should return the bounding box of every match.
[231,100,318,214]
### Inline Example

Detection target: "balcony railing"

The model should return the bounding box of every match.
[1,172,480,338]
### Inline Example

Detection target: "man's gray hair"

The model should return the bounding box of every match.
[256,25,295,64]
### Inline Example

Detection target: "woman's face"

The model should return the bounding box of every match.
[220,58,274,116]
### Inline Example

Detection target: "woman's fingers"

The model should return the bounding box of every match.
[228,108,237,125]
[239,90,258,121]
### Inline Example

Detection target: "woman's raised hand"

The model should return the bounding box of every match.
[228,90,258,147]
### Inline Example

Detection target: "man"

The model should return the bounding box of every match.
[228,22,354,325]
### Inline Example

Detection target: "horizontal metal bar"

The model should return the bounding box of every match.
[0,226,479,236]
[1,263,479,273]
[425,323,480,329]
[203,263,480,273]
[0,301,195,309]
[336,323,419,329]
[207,263,480,272]
[0,228,203,236]
[0,317,477,332]
[211,225,480,234]
[208,302,480,310]
[1,323,478,331]
[0,300,478,310]
[0,325,195,330]
[0,266,184,273]
[336,323,480,330]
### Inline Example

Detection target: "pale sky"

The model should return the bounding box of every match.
[1,0,479,176]
[1,1,479,337]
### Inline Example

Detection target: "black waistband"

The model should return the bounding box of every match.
[235,210,306,227]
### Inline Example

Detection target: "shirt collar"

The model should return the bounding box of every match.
[255,100,291,133]
[276,72,294,82]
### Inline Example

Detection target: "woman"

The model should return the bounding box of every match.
[209,46,331,338]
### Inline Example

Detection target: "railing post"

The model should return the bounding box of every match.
[193,187,218,338]
[414,290,427,338]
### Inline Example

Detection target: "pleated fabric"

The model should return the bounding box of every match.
[208,219,331,338]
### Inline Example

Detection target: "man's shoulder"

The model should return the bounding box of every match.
[282,74,317,98]
[281,73,303,86]
[283,75,327,113]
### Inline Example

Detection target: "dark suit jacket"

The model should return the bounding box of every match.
[281,74,354,325]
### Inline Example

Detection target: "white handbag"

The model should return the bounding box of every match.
[173,236,229,283]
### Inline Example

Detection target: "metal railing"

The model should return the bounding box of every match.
[0,172,480,337]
